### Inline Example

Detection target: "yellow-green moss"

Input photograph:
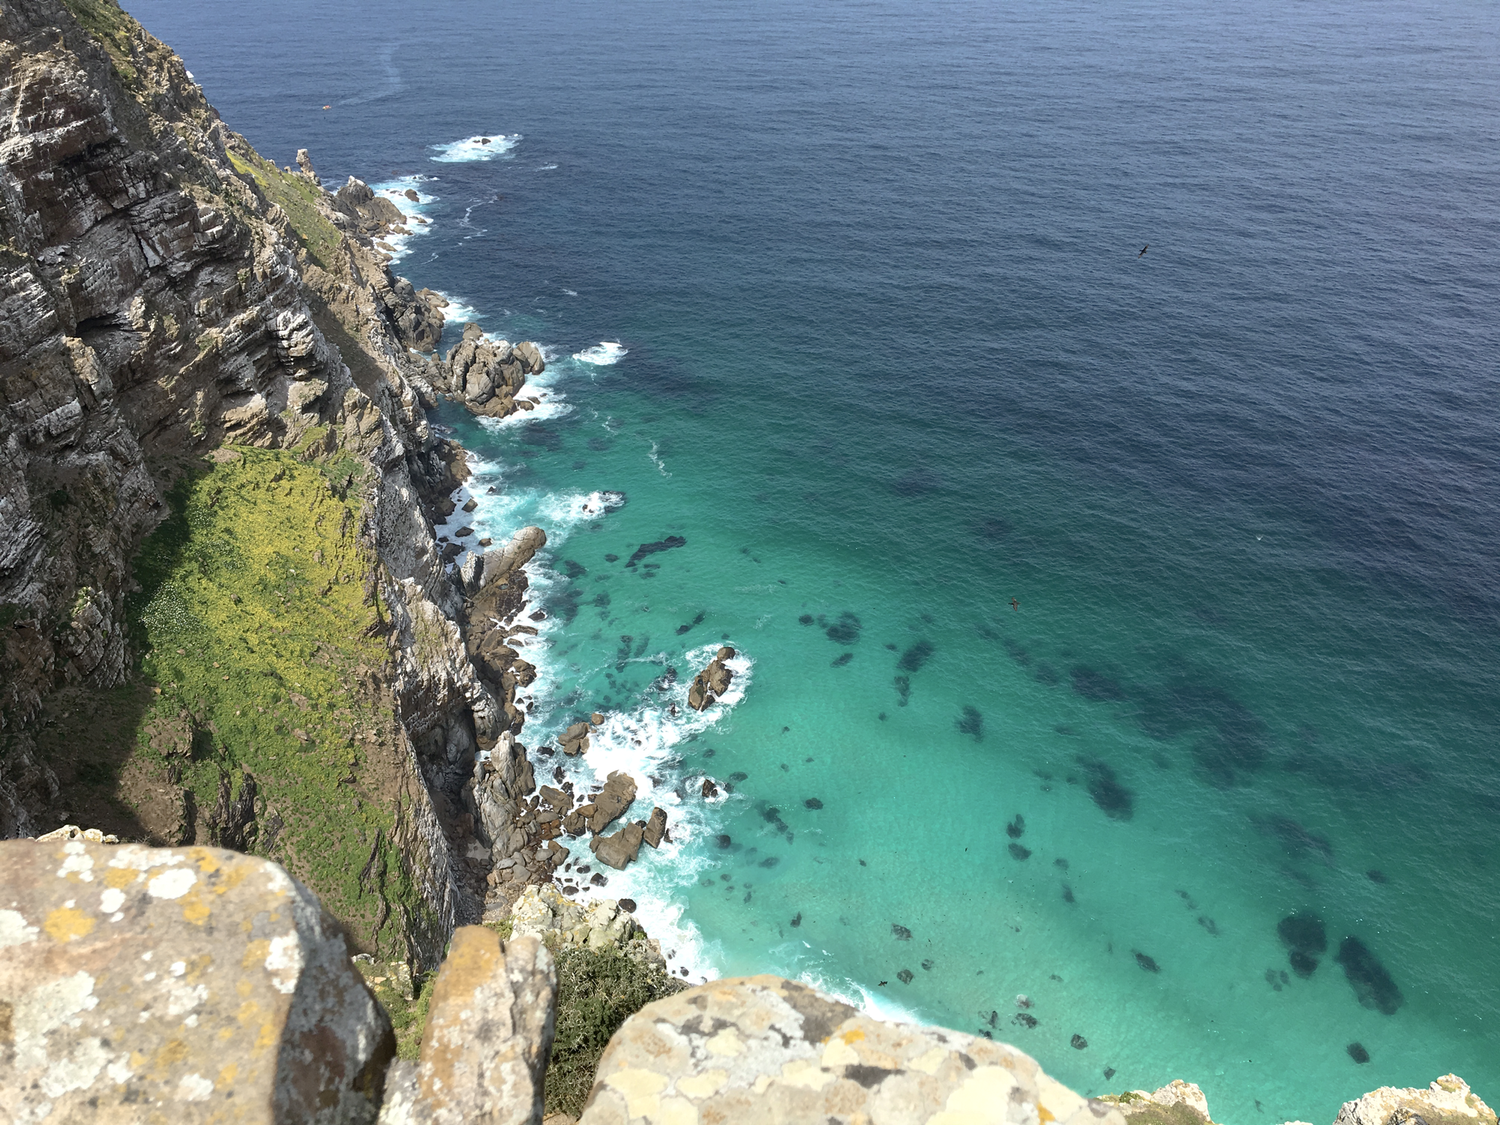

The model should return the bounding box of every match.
[59,0,138,85]
[225,148,343,269]
[125,449,431,957]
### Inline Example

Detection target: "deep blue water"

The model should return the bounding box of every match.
[129,1,1500,1119]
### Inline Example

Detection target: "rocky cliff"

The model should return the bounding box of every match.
[0,0,542,967]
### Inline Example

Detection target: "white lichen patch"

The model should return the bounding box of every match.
[177,1072,214,1102]
[57,843,95,882]
[0,907,40,948]
[108,844,183,872]
[99,888,125,914]
[14,971,101,1075]
[265,932,303,993]
[146,867,196,899]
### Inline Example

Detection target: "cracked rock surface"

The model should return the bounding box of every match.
[577,973,1130,1125]
[0,837,393,1124]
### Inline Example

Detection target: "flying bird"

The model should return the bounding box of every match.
[1138,244,1148,257]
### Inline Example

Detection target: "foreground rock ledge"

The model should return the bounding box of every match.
[577,973,1125,1125]
[0,838,393,1124]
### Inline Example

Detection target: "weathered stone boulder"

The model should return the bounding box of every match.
[1333,1075,1495,1125]
[1102,1080,1222,1125]
[378,927,557,1125]
[578,974,1126,1125]
[588,772,638,833]
[560,721,592,757]
[686,647,735,712]
[0,839,393,1124]
[590,822,645,871]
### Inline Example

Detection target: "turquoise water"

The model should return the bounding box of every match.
[130,1,1500,1119]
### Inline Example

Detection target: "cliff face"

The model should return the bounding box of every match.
[0,0,526,965]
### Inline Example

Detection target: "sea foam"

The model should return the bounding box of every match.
[572,341,628,365]
[430,132,522,162]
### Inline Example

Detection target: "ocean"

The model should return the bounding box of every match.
[125,1,1500,1119]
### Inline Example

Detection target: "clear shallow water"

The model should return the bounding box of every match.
[131,1,1500,1118]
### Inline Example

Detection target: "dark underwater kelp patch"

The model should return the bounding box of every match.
[824,611,862,645]
[625,535,686,568]
[1335,936,1403,1015]
[1078,757,1133,819]
[897,640,935,673]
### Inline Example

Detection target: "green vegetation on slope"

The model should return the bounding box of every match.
[225,146,344,269]
[59,0,138,85]
[544,946,689,1117]
[123,448,435,958]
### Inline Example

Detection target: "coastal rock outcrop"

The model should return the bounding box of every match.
[578,973,1128,1125]
[428,322,547,418]
[1102,1080,1223,1125]
[0,837,394,1124]
[1332,1075,1495,1125]
[510,882,665,965]
[686,646,735,711]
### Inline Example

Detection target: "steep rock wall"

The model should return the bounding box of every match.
[0,0,531,965]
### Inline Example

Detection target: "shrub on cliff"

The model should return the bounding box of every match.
[545,945,688,1116]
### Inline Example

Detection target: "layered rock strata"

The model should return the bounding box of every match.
[0,0,547,967]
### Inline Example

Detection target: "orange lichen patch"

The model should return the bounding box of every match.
[212,863,252,896]
[839,1028,866,1046]
[180,889,212,925]
[183,954,212,981]
[217,1062,238,1088]
[104,866,139,889]
[256,1020,278,1050]
[237,999,262,1027]
[44,905,96,942]
[1040,1102,1057,1123]
[149,1038,189,1078]
[194,851,222,875]
[241,939,271,970]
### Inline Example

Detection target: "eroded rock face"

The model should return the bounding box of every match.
[0,838,393,1123]
[377,927,556,1125]
[1333,1075,1496,1125]
[509,882,663,963]
[579,974,1127,1125]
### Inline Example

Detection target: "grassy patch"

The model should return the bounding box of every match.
[123,449,433,957]
[544,947,688,1117]
[225,147,343,269]
[60,0,138,85]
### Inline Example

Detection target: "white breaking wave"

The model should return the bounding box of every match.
[430,132,522,162]
[369,176,436,262]
[649,440,671,478]
[572,341,627,366]
[534,641,756,984]
[431,291,483,324]
[536,163,559,171]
